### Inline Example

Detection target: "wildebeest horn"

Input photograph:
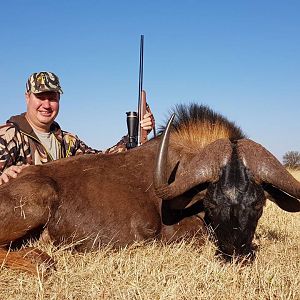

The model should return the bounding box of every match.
[237,139,300,212]
[154,115,233,200]
[153,113,175,190]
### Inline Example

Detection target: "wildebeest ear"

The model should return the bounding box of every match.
[236,139,300,213]
[264,185,300,212]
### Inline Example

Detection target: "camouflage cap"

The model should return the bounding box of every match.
[26,71,63,94]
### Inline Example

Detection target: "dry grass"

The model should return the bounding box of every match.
[288,169,300,181]
[0,172,299,300]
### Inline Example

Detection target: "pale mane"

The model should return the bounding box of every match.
[161,104,246,151]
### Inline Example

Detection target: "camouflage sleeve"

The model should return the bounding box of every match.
[74,137,102,155]
[63,131,129,156]
[74,135,129,155]
[104,135,129,154]
[60,131,99,157]
[0,125,21,173]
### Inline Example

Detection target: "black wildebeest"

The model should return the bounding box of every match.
[0,104,299,273]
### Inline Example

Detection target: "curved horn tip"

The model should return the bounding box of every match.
[154,113,175,191]
[165,113,176,132]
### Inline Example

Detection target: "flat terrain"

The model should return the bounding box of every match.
[0,171,299,300]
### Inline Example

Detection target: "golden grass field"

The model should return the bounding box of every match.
[0,171,299,300]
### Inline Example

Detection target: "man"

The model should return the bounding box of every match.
[0,71,154,185]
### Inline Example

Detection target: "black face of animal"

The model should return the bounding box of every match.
[204,150,266,260]
[154,104,300,262]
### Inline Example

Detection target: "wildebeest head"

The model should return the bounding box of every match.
[203,145,265,259]
[154,104,300,260]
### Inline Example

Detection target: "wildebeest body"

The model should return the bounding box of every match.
[49,146,163,248]
[0,104,299,271]
[0,139,206,251]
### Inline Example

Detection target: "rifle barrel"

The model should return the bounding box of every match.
[138,35,144,145]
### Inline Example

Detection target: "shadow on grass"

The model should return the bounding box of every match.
[255,226,288,241]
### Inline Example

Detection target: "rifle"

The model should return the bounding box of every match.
[126,35,155,149]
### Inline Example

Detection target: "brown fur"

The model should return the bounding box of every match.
[0,139,207,273]
[0,247,54,275]
[0,104,298,273]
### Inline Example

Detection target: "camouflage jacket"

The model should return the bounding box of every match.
[0,113,128,173]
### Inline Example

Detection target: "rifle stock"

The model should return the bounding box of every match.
[138,90,148,145]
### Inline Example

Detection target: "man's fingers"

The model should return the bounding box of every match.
[141,113,154,131]
[2,169,17,179]
[7,169,18,178]
[141,125,152,130]
[140,120,152,130]
[4,174,10,182]
[143,112,152,118]
[141,119,152,126]
[11,165,26,173]
[0,164,29,184]
[0,173,10,183]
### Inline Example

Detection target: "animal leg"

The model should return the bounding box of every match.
[0,247,55,275]
[161,215,207,245]
[0,175,59,245]
[0,175,58,275]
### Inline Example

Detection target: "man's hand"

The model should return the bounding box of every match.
[0,164,29,185]
[140,112,155,133]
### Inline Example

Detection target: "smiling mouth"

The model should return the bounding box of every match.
[39,111,52,116]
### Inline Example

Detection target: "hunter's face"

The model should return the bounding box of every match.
[25,91,60,132]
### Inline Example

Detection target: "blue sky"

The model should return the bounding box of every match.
[0,1,299,160]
